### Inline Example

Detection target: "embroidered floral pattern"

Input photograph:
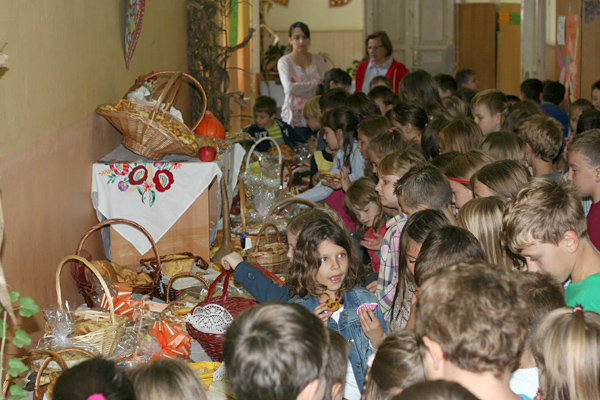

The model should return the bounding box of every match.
[99,162,177,207]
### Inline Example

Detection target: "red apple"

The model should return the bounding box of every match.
[198,146,216,162]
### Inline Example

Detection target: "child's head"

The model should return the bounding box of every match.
[454,88,477,116]
[395,381,478,400]
[53,358,136,400]
[471,159,531,200]
[593,80,600,111]
[480,130,527,163]
[541,80,566,105]
[367,131,408,173]
[519,114,564,164]
[516,272,566,364]
[428,151,461,173]
[288,214,362,298]
[129,359,207,400]
[434,73,458,98]
[389,100,429,143]
[445,150,497,211]
[322,107,360,171]
[532,307,600,400]
[253,95,277,128]
[224,302,329,400]
[576,109,600,134]
[394,164,452,217]
[319,87,350,113]
[457,196,512,269]
[502,178,586,280]
[357,115,393,159]
[370,75,392,91]
[502,100,543,133]
[343,92,381,120]
[567,129,600,198]
[520,78,543,102]
[455,68,479,91]
[304,95,323,132]
[324,68,352,91]
[416,260,528,380]
[414,226,484,286]
[398,69,444,117]
[375,149,426,210]
[324,329,349,400]
[471,89,508,135]
[368,85,399,116]
[420,113,453,160]
[361,330,426,400]
[345,177,386,232]
[438,118,483,154]
[441,96,469,119]
[568,98,594,134]
[287,208,337,260]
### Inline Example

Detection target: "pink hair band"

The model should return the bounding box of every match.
[88,394,106,400]
[448,177,471,185]
[573,306,583,313]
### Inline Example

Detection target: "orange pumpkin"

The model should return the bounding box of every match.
[195,111,226,139]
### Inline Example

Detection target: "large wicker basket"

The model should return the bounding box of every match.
[55,255,128,357]
[96,70,207,160]
[161,272,210,330]
[245,223,288,273]
[72,218,162,307]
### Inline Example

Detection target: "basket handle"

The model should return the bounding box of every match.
[253,223,282,251]
[252,263,285,286]
[264,198,318,224]
[75,218,162,288]
[166,272,210,304]
[205,270,233,302]
[150,72,183,122]
[239,177,246,235]
[57,255,117,324]
[124,70,208,132]
[245,137,282,170]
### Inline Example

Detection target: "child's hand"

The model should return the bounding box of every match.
[366,280,377,293]
[360,232,383,250]
[359,307,385,349]
[323,179,342,190]
[312,172,322,186]
[340,166,351,192]
[221,252,244,271]
[313,303,331,326]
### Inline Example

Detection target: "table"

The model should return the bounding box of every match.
[91,144,245,264]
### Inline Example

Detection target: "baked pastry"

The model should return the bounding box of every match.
[325,298,340,312]
[86,260,119,283]
[162,254,195,277]
[269,143,294,158]
[320,171,341,182]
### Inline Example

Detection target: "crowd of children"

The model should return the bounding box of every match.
[61,21,600,400]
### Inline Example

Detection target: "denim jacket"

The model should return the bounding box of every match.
[233,261,388,390]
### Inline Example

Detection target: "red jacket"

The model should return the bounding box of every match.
[355,58,409,94]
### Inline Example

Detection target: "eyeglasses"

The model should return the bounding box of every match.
[512,255,527,271]
[367,45,384,51]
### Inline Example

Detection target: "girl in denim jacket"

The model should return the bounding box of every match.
[222,214,387,396]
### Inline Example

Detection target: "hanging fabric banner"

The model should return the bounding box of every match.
[330,0,351,7]
[124,0,145,69]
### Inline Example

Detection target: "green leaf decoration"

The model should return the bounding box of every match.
[0,304,3,313]
[0,317,5,338]
[8,358,28,377]
[9,384,28,400]
[9,291,20,303]
[12,329,31,348]
[18,296,40,317]
[150,191,156,207]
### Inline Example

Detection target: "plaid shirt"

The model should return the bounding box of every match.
[376,213,407,320]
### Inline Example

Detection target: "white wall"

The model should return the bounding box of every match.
[264,0,364,31]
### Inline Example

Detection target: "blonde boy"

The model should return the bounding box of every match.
[471,89,507,135]
[567,129,600,250]
[416,260,529,400]
[503,178,600,314]
[518,115,564,179]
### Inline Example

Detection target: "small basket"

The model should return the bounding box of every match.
[140,252,209,301]
[161,272,210,329]
[96,70,207,161]
[186,270,257,361]
[264,197,318,224]
[245,223,288,273]
[72,218,162,307]
[56,255,128,357]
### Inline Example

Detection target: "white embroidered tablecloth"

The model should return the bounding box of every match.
[91,144,245,254]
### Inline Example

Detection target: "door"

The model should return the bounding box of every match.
[364,0,455,74]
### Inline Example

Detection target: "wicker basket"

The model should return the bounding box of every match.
[55,255,128,357]
[245,223,288,273]
[264,197,318,224]
[161,272,210,329]
[140,252,209,301]
[186,270,257,361]
[72,218,162,307]
[96,70,207,161]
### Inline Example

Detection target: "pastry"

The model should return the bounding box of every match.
[325,298,340,312]
[356,302,378,316]
[162,254,195,277]
[320,171,341,182]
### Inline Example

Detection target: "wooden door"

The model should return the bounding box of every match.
[364,0,454,74]
[497,3,521,96]
[455,3,497,90]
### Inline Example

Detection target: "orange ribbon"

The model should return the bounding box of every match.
[100,282,143,318]
[150,321,191,359]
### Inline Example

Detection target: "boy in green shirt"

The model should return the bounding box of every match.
[503,178,600,313]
